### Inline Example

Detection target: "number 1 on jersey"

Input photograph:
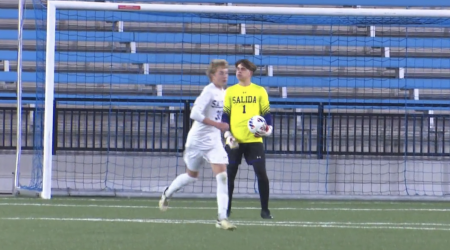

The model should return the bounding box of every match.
[243,105,246,114]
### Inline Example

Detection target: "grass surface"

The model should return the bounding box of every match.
[0,197,449,250]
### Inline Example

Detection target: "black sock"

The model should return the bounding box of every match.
[252,161,270,211]
[227,164,239,212]
[258,176,270,211]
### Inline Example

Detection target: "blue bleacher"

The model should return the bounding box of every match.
[1,92,449,110]
[2,30,449,48]
[5,8,450,26]
[2,50,450,69]
[2,71,450,89]
[1,1,450,108]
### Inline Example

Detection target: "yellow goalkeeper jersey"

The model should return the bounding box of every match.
[223,83,270,143]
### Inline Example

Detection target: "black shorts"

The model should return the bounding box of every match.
[225,142,265,166]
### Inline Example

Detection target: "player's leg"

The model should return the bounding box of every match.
[206,146,236,230]
[159,147,202,211]
[225,144,244,217]
[212,164,236,230]
[244,143,272,219]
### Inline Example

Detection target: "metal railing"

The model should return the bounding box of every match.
[1,98,450,158]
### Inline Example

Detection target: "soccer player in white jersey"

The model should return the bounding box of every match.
[159,59,236,231]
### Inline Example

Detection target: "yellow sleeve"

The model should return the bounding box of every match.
[259,87,270,116]
[223,88,231,115]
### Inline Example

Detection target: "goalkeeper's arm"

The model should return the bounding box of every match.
[255,88,273,137]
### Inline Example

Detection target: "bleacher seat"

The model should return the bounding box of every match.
[1,0,450,102]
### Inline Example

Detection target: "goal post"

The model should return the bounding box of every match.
[20,0,450,199]
[14,0,26,194]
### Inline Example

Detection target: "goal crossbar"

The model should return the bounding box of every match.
[49,1,450,17]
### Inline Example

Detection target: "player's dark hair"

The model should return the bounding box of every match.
[235,59,257,73]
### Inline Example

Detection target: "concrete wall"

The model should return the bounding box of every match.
[1,152,449,198]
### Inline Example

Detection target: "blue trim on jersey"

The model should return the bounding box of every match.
[263,113,273,126]
[222,113,230,124]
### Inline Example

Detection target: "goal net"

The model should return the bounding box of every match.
[16,0,450,199]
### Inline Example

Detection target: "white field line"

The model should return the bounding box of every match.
[0,202,450,212]
[0,197,444,206]
[1,217,450,231]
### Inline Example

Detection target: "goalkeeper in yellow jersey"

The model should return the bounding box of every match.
[221,59,273,219]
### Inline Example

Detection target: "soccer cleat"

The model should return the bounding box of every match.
[261,209,273,219]
[158,187,169,212]
[216,219,237,231]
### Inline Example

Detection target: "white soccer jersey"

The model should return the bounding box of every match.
[185,83,225,150]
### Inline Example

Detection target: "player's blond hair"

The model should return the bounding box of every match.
[206,59,228,81]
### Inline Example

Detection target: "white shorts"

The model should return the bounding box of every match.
[183,144,229,172]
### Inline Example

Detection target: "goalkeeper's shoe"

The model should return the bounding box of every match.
[215,219,237,231]
[158,187,169,212]
[261,209,273,219]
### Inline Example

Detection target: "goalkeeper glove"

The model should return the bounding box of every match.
[224,131,239,149]
[255,124,273,137]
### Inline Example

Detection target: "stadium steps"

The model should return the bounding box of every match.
[3,60,450,79]
[2,17,450,38]
[1,6,450,102]
[2,40,450,58]
[2,72,450,99]
[0,0,34,9]
[3,61,450,84]
[3,50,450,69]
[1,74,450,101]
[3,30,449,49]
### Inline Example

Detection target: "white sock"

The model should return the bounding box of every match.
[216,172,229,220]
[165,173,197,198]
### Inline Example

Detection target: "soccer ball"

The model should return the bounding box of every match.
[248,115,266,134]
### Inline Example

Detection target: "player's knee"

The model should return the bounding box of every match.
[211,163,226,175]
[216,172,228,195]
[227,169,237,185]
[255,171,268,182]
[258,174,268,183]
[216,171,228,184]
[227,164,239,175]
[186,169,199,180]
[253,163,268,181]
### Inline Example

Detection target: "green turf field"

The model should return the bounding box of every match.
[0,197,449,250]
